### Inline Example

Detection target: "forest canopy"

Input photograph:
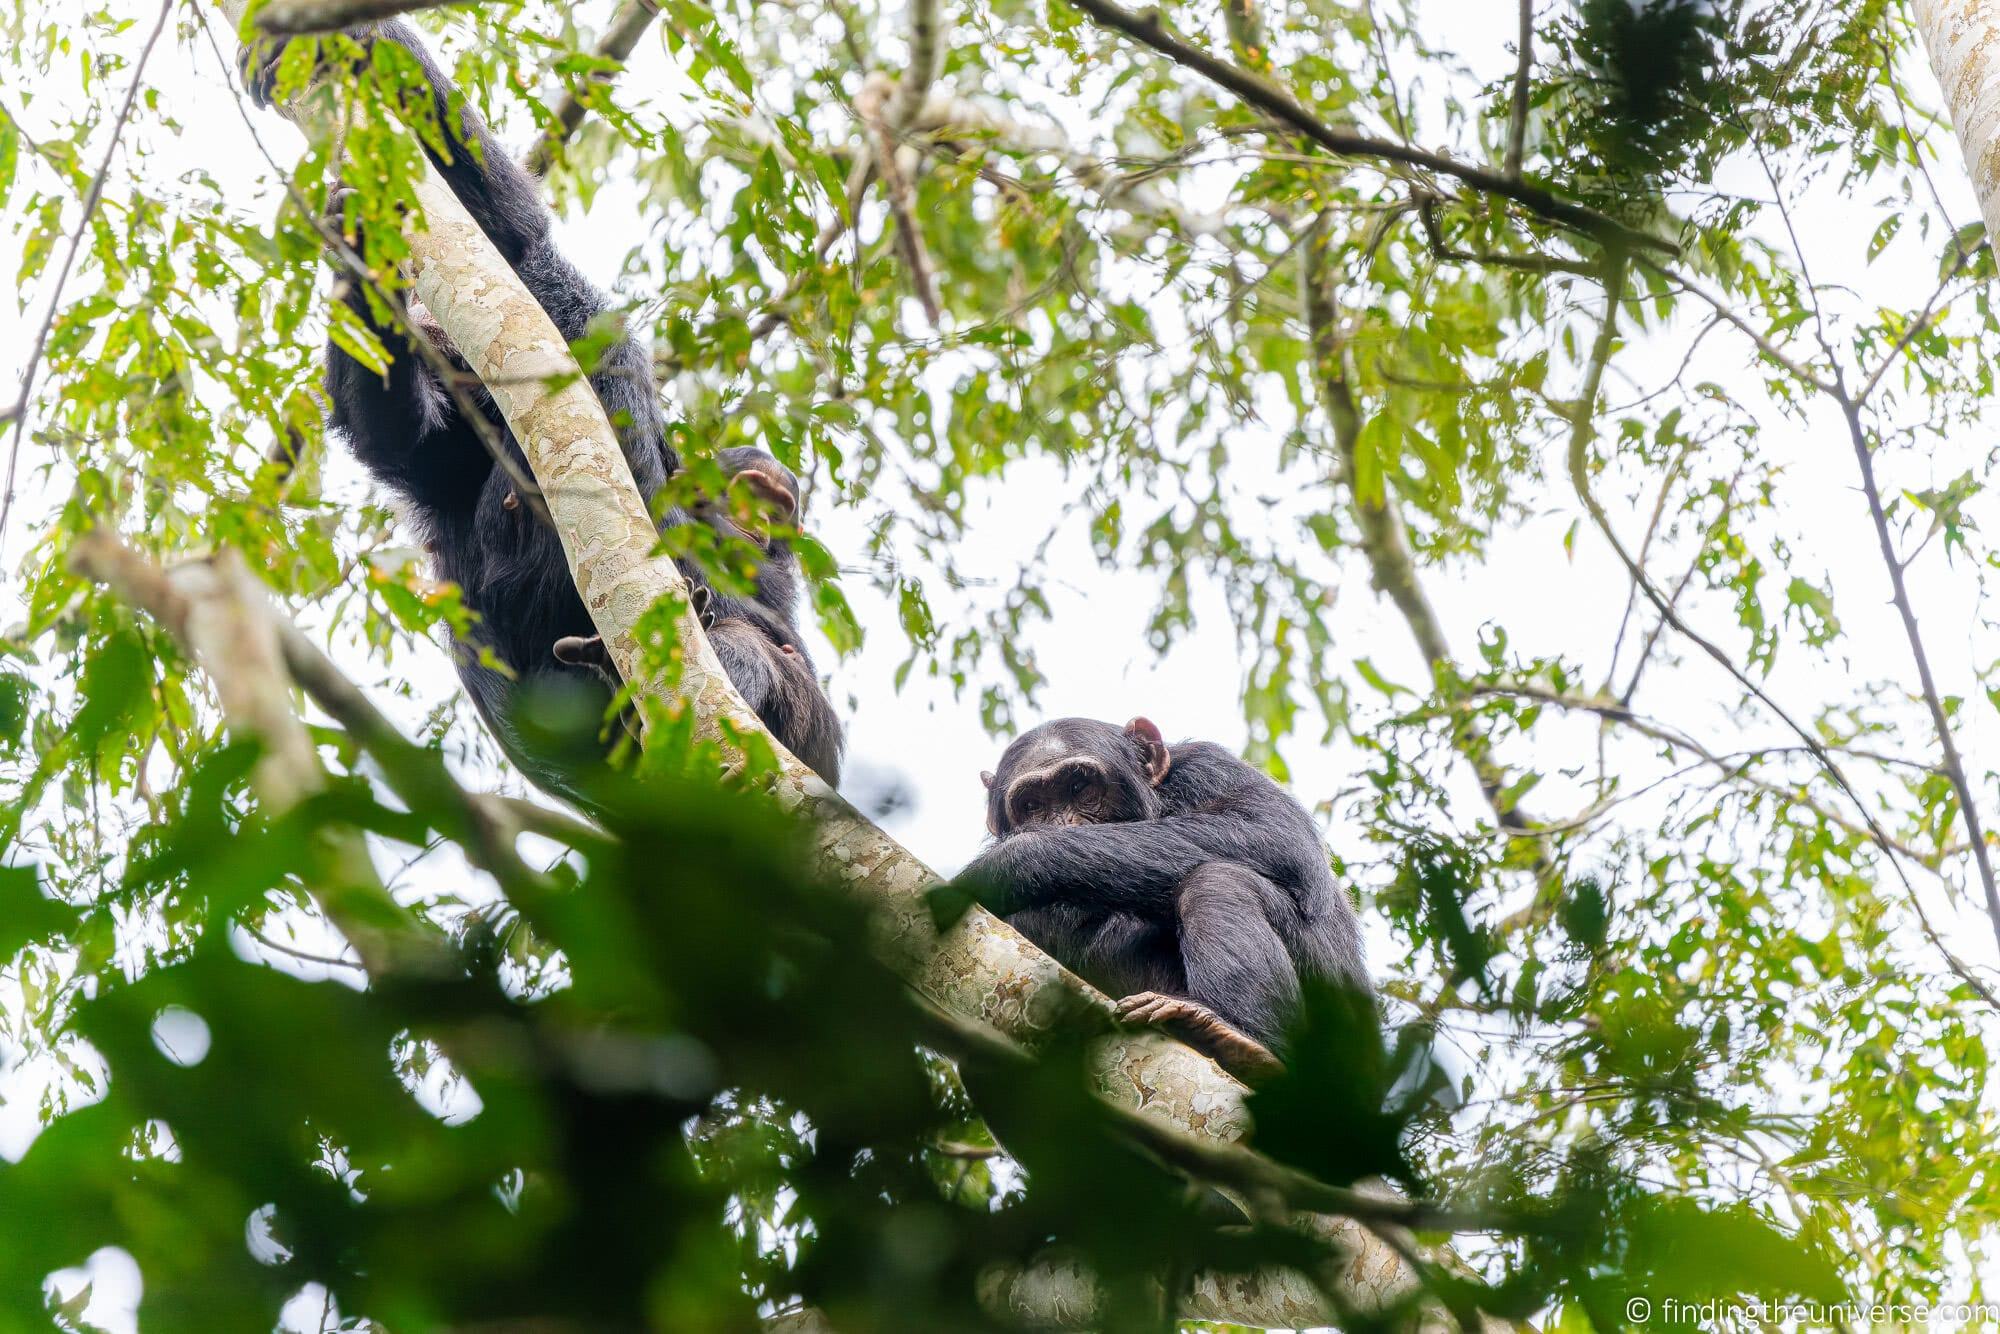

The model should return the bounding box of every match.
[2,0,1999,1329]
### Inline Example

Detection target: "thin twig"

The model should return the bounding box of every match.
[1633,255,1834,394]
[1839,397,2000,957]
[1856,243,1974,405]
[1566,261,1972,973]
[1505,0,1531,179]
[522,0,662,176]
[241,918,370,971]
[0,0,175,551]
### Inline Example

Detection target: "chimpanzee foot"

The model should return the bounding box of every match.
[552,634,612,671]
[1114,992,1284,1085]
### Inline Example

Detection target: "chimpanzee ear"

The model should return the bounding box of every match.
[981,771,1001,836]
[1124,717,1171,785]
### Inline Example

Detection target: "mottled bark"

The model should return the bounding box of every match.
[1915,0,2000,256]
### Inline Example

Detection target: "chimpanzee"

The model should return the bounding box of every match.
[244,22,842,801]
[961,717,1369,1082]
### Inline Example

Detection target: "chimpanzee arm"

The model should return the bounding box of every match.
[371,22,673,490]
[323,271,493,511]
[962,810,1308,918]
[707,614,845,784]
[308,24,671,501]
[365,20,551,266]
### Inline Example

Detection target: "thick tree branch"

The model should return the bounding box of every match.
[885,0,943,129]
[858,72,944,325]
[1062,0,1670,255]
[69,534,417,976]
[251,0,486,34]
[522,0,662,176]
[1505,0,1531,179]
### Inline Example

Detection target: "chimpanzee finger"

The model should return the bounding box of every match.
[1115,992,1179,1024]
[321,185,363,247]
[552,634,609,669]
[239,35,291,109]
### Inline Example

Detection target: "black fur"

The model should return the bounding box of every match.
[963,718,1369,1052]
[249,23,843,800]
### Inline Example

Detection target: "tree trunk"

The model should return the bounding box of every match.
[1914,0,2000,253]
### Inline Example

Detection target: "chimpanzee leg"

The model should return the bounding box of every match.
[1175,861,1301,1047]
[1112,862,1297,1083]
[705,617,844,784]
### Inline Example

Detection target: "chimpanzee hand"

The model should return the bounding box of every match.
[240,24,379,110]
[550,585,717,682]
[320,184,362,249]
[1114,992,1284,1085]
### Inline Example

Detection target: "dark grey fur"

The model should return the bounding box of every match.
[248,23,843,800]
[964,718,1370,1051]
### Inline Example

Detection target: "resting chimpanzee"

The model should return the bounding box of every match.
[961,717,1369,1082]
[245,22,842,801]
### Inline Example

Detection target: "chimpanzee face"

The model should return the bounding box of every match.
[1004,756,1120,828]
[982,717,1171,836]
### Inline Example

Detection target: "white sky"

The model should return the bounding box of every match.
[5,0,2000,1325]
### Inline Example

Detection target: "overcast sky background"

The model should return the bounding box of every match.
[6,0,2000,1325]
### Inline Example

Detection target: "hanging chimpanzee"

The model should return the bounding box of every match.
[245,22,842,803]
[961,717,1370,1082]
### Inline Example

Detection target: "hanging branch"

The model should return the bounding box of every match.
[69,535,417,976]
[1303,218,1569,936]
[1061,0,1672,256]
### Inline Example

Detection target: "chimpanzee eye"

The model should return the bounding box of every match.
[1069,773,1087,797]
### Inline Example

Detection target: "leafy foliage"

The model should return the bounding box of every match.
[2,0,1998,1327]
